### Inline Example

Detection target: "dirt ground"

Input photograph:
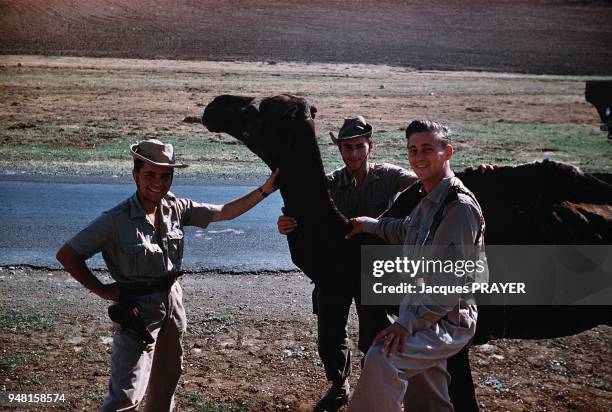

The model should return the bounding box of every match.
[0,266,610,411]
[1,1,611,75]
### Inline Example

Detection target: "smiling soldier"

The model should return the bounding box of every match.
[278,116,417,411]
[345,120,486,412]
[56,138,278,412]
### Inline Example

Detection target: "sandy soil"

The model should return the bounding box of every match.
[1,55,600,130]
[1,1,611,75]
[1,266,610,411]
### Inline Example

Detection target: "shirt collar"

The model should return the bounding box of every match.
[422,173,456,204]
[337,163,379,188]
[129,192,146,219]
[129,191,176,219]
[161,191,176,211]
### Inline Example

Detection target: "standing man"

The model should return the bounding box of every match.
[278,116,417,411]
[56,139,279,411]
[345,120,486,411]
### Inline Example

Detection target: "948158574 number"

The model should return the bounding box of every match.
[3,392,66,404]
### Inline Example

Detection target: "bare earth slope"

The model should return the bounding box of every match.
[1,0,611,75]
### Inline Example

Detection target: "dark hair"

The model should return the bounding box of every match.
[133,158,145,172]
[132,158,175,182]
[405,120,450,145]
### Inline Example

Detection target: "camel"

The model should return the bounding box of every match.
[202,94,612,411]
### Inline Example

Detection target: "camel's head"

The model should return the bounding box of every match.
[202,94,257,137]
[202,94,317,170]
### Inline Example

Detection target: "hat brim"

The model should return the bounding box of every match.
[329,132,339,145]
[330,125,373,145]
[130,144,189,168]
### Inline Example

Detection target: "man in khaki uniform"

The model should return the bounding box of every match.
[346,120,486,411]
[278,116,417,411]
[56,139,279,411]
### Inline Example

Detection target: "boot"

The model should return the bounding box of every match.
[313,380,350,412]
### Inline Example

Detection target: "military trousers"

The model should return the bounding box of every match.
[100,282,187,412]
[347,306,477,412]
[314,285,391,384]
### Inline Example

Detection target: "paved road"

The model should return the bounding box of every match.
[0,178,296,272]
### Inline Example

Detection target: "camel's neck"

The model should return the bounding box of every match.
[277,119,349,231]
[279,146,337,219]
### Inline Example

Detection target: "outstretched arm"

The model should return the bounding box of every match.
[211,169,279,222]
[56,243,120,301]
[345,216,407,244]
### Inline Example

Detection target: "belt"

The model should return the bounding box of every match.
[119,277,177,299]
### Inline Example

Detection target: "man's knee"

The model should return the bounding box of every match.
[362,345,395,374]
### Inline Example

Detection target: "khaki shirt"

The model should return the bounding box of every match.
[67,192,215,283]
[327,163,417,219]
[362,175,486,335]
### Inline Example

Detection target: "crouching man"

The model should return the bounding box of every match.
[345,120,486,411]
[56,139,278,411]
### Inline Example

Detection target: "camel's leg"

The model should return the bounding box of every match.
[448,345,480,412]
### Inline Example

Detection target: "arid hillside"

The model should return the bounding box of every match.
[1,0,611,75]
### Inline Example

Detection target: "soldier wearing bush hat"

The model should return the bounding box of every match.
[57,138,279,411]
[278,117,417,411]
[329,116,374,144]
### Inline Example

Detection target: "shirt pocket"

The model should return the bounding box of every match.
[119,241,166,278]
[393,219,421,259]
[166,228,184,269]
[118,242,146,278]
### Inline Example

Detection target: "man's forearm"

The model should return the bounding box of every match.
[363,216,406,244]
[212,187,266,222]
[56,243,104,294]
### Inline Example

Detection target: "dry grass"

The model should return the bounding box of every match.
[1,55,610,176]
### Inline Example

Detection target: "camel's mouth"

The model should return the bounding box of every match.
[201,109,217,131]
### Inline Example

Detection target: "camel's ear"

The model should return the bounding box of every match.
[282,106,299,120]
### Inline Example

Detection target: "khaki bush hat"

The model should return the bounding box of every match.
[130,139,189,168]
[329,116,373,144]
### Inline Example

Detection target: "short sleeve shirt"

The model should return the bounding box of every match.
[67,192,215,283]
[327,163,417,219]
